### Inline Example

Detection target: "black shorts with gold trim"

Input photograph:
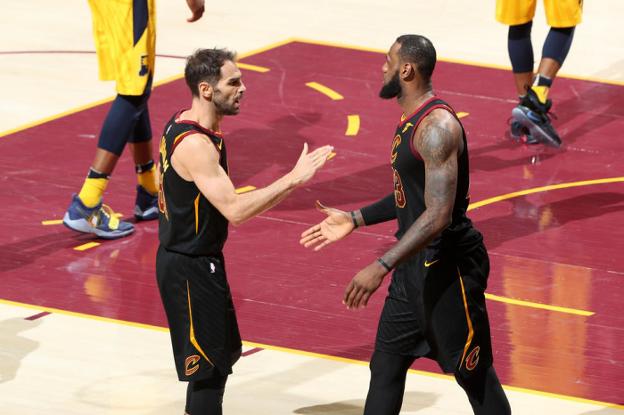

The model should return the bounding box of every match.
[156,246,242,381]
[375,242,493,376]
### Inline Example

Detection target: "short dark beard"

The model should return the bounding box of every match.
[213,90,239,115]
[379,72,402,99]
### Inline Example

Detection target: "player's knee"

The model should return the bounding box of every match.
[369,351,409,386]
[508,21,532,40]
[507,21,534,73]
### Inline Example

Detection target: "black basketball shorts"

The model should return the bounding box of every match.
[375,243,493,377]
[156,246,242,381]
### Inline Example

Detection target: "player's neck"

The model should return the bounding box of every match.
[398,88,435,116]
[185,99,222,132]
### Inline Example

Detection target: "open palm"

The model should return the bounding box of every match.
[300,201,355,251]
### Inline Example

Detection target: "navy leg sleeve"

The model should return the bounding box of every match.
[508,21,534,73]
[97,77,152,154]
[542,26,575,65]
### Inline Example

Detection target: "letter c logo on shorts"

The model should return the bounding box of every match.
[185,354,201,376]
[465,346,480,371]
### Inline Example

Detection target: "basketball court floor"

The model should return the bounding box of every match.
[1,1,623,414]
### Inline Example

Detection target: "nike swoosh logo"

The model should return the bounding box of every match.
[424,259,440,267]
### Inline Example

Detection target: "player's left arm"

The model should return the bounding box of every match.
[380,110,462,267]
[343,110,462,309]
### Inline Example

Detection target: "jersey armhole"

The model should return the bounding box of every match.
[409,104,456,160]
[170,131,222,158]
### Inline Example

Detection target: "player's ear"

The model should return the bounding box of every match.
[401,62,416,81]
[198,81,213,100]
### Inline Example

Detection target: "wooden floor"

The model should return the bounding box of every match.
[1,1,623,414]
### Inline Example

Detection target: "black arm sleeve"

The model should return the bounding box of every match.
[360,193,397,226]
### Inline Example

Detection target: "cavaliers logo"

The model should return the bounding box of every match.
[465,346,480,371]
[185,355,201,376]
[393,168,406,208]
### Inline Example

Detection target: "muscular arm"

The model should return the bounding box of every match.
[379,110,462,269]
[172,134,331,226]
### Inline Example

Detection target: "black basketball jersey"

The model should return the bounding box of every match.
[158,110,229,256]
[391,97,480,248]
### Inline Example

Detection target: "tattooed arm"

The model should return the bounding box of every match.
[379,109,463,268]
[343,109,463,308]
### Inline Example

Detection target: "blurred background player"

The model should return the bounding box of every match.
[63,0,205,239]
[497,0,582,147]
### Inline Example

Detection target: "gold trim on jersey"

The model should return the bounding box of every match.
[194,193,200,234]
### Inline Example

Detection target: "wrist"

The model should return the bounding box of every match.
[285,171,300,187]
[376,257,393,274]
[350,211,359,228]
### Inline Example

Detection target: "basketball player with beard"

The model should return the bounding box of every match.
[157,48,333,414]
[301,35,511,415]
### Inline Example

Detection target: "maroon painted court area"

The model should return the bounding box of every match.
[1,41,623,404]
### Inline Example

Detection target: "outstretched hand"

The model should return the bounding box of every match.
[186,0,205,22]
[289,143,334,186]
[300,201,355,251]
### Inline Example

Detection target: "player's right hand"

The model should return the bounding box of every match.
[186,0,205,22]
[300,201,355,251]
[289,143,333,185]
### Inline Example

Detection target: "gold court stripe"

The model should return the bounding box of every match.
[485,293,594,316]
[345,114,360,136]
[73,242,100,251]
[2,38,623,141]
[468,176,624,211]
[457,112,469,118]
[0,297,621,410]
[237,62,270,73]
[327,151,337,161]
[41,219,63,225]
[0,38,294,140]
[305,82,344,100]
[235,186,256,194]
[290,37,624,87]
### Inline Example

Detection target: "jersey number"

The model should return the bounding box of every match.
[393,168,406,208]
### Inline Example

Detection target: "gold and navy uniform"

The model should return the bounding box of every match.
[156,111,241,381]
[376,98,492,376]
[496,0,583,27]
[88,0,156,95]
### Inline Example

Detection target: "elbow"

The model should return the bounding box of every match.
[221,208,245,227]
[228,214,246,227]
[431,211,452,235]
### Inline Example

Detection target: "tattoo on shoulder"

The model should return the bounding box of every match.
[416,119,459,164]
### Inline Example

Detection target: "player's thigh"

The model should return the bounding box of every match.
[544,0,583,27]
[496,0,537,26]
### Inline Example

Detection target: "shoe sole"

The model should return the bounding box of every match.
[134,205,159,221]
[63,212,135,240]
[512,107,562,148]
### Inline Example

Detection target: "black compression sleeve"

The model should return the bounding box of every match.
[360,193,396,226]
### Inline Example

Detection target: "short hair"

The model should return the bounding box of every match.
[395,35,436,83]
[184,48,237,97]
